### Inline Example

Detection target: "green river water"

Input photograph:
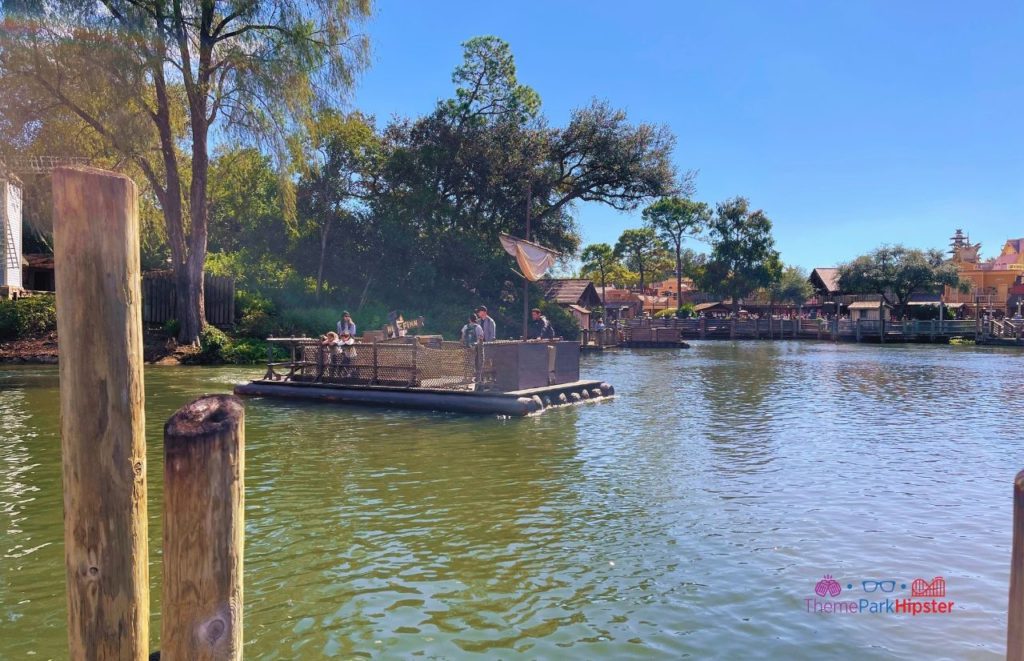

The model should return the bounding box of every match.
[1,341,1021,659]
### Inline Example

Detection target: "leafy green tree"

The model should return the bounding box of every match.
[699,197,782,315]
[761,264,812,315]
[444,36,541,126]
[642,196,711,305]
[294,111,380,300]
[1,0,372,343]
[614,228,668,296]
[837,245,967,318]
[579,243,619,310]
[580,261,639,289]
[372,36,679,313]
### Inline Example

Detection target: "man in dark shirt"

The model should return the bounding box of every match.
[529,308,556,340]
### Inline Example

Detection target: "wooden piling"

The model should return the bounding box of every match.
[52,167,150,659]
[163,395,245,661]
[1009,470,1024,660]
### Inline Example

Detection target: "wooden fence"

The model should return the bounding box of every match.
[142,272,235,327]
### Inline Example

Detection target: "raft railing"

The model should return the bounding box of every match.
[264,337,480,389]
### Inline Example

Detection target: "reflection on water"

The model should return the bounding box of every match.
[0,342,1021,658]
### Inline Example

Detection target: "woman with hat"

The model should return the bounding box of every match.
[337,311,357,338]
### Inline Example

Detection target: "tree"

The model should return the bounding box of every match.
[294,111,380,301]
[837,245,967,319]
[371,36,680,311]
[579,243,618,314]
[614,228,667,298]
[580,261,638,289]
[762,264,813,317]
[642,196,711,308]
[1,0,372,343]
[699,197,782,315]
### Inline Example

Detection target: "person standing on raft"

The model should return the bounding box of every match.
[529,308,556,340]
[461,314,484,347]
[337,311,357,339]
[475,305,496,342]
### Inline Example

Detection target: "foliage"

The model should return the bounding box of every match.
[579,243,619,297]
[614,228,670,293]
[1,0,372,342]
[444,36,541,125]
[368,37,678,313]
[836,245,967,318]
[643,196,711,299]
[163,318,181,339]
[580,261,638,288]
[766,265,813,305]
[292,111,381,300]
[653,302,696,319]
[222,339,286,365]
[698,197,782,313]
[0,295,57,340]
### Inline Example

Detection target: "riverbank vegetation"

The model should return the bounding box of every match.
[3,31,681,348]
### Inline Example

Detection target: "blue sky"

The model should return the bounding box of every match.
[350,1,1024,271]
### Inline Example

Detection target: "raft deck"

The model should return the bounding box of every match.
[233,337,614,416]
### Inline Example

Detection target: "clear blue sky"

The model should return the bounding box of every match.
[350,0,1024,270]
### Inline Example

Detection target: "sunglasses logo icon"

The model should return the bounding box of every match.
[861,580,896,593]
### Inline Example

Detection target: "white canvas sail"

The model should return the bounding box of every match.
[500,234,559,281]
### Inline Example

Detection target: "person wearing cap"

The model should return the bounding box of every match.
[475,305,496,342]
[337,311,357,339]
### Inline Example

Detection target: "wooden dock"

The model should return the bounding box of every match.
[617,317,1024,345]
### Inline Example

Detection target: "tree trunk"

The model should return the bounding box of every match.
[177,255,206,346]
[639,266,646,313]
[316,221,331,302]
[675,243,682,312]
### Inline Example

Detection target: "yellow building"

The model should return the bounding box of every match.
[944,229,1024,312]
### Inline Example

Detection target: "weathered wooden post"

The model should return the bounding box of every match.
[52,167,150,659]
[855,319,862,343]
[1008,470,1024,661]
[729,317,736,339]
[163,395,245,661]
[699,316,706,340]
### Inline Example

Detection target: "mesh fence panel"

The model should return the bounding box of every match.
[288,339,477,389]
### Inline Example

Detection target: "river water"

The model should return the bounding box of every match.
[0,342,1021,659]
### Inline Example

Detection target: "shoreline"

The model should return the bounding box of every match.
[0,330,186,365]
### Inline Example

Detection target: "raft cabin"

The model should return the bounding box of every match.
[234,321,614,416]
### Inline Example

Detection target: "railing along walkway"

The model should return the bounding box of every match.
[613,317,1023,344]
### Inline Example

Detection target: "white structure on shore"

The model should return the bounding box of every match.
[1,172,23,291]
